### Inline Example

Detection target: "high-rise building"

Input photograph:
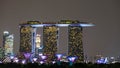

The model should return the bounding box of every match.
[19,20,94,62]
[68,26,83,62]
[3,31,14,56]
[0,47,4,59]
[19,26,33,53]
[43,25,58,62]
[19,21,58,62]
[59,20,84,62]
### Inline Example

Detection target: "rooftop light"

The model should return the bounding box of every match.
[56,24,69,27]
[80,23,95,27]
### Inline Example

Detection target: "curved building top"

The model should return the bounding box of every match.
[19,20,95,27]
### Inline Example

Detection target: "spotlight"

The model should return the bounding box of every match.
[33,57,38,62]
[24,53,31,59]
[10,55,14,60]
[41,55,47,60]
[68,56,77,62]
[39,53,43,56]
[22,60,26,64]
[56,54,63,60]
[40,61,44,64]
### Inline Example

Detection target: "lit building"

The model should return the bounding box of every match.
[35,34,41,48]
[19,26,32,53]
[35,34,43,54]
[19,21,38,55]
[19,20,94,62]
[43,25,58,62]
[0,47,4,59]
[19,21,58,62]
[3,31,14,56]
[59,20,84,62]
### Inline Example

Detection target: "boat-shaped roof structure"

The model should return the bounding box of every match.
[19,20,95,27]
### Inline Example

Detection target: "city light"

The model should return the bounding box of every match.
[24,53,31,59]
[33,57,38,62]
[68,56,77,62]
[41,55,47,60]
[21,60,26,64]
[80,23,95,27]
[56,54,63,60]
[56,24,69,27]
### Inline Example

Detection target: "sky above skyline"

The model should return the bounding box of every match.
[0,0,120,58]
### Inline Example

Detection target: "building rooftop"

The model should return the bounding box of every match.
[19,20,95,27]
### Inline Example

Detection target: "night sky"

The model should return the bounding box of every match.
[0,0,120,59]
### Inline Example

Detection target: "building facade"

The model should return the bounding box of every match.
[19,20,86,62]
[3,31,14,56]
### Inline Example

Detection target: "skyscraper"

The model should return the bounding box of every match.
[3,31,14,56]
[59,20,84,62]
[19,20,93,62]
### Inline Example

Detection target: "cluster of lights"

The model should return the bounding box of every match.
[13,57,19,63]
[55,54,77,66]
[68,56,77,62]
[56,54,77,63]
[96,57,109,64]
[0,53,78,64]
[31,53,47,64]
[39,54,47,64]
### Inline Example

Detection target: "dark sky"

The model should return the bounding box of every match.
[0,0,120,58]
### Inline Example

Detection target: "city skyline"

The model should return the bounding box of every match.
[0,0,120,58]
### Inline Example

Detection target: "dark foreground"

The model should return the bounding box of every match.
[0,62,120,68]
